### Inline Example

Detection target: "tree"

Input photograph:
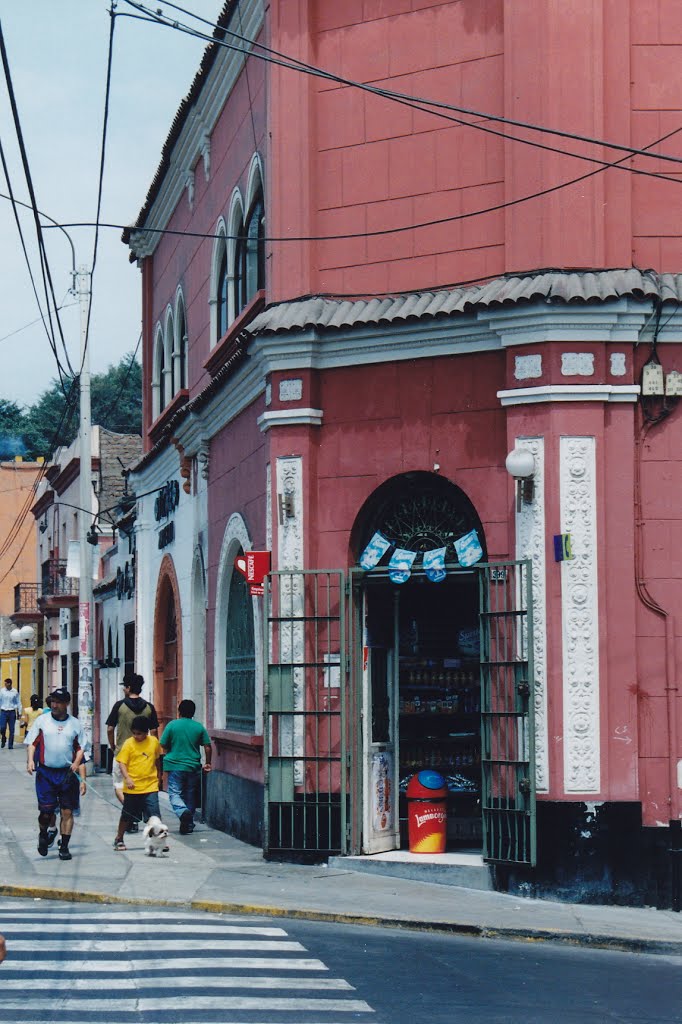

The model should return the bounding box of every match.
[0,399,28,459]
[20,353,142,460]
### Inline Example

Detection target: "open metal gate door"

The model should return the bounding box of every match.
[478,560,536,866]
[263,570,354,860]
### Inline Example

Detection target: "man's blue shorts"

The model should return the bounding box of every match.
[36,765,80,814]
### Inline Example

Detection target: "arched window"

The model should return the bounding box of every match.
[245,188,265,301]
[174,291,188,392]
[164,309,174,401]
[217,245,228,338]
[233,210,246,316]
[225,548,255,731]
[153,325,165,417]
[209,218,228,347]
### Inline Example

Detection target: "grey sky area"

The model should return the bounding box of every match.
[0,1,220,408]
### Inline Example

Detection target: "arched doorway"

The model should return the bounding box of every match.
[153,556,183,731]
[351,472,487,856]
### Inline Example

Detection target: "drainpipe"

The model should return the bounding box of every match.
[634,416,680,907]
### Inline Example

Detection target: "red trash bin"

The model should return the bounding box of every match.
[406,770,448,854]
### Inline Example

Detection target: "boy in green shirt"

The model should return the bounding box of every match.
[160,700,212,834]
[113,716,163,851]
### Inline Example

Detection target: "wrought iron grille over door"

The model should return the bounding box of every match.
[264,571,351,859]
[478,561,536,866]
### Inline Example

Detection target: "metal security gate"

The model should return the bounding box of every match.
[478,560,536,866]
[263,570,354,859]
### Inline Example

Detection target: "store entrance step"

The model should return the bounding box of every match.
[328,850,494,891]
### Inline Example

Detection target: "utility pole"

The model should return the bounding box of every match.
[77,264,94,759]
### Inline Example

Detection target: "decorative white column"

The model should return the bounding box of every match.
[560,436,600,793]
[514,437,548,792]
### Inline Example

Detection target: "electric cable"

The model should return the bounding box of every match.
[121,0,682,169]
[80,4,117,374]
[48,119,682,253]
[0,134,65,382]
[0,301,77,346]
[0,20,74,382]
[97,333,142,425]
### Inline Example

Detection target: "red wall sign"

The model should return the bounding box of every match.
[234,551,271,596]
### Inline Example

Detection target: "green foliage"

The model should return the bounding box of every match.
[19,354,142,460]
[0,399,28,458]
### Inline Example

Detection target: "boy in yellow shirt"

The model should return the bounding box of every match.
[113,716,163,851]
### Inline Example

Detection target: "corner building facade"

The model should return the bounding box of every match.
[125,0,682,906]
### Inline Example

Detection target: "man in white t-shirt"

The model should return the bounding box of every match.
[26,689,87,861]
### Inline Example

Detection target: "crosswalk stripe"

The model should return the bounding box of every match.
[7,938,305,952]
[0,922,287,935]
[0,956,328,972]
[0,976,353,991]
[0,996,374,1012]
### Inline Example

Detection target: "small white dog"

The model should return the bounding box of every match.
[143,815,170,857]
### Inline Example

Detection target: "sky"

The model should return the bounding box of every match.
[0,0,222,408]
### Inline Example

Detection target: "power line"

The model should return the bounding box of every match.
[0,18,74,385]
[0,300,77,346]
[81,4,117,375]
[98,334,142,425]
[43,119,682,251]
[122,0,682,169]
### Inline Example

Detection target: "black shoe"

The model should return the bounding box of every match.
[37,832,49,857]
[126,821,139,834]
[46,828,58,848]
[58,847,72,861]
[1,739,5,748]
[179,811,194,834]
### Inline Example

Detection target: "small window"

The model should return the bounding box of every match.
[217,245,228,339]
[233,213,246,317]
[245,190,265,301]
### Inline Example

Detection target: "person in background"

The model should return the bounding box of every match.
[26,688,87,861]
[160,699,212,834]
[21,695,43,735]
[106,675,159,831]
[0,678,22,749]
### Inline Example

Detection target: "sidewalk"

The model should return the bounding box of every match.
[1,746,681,955]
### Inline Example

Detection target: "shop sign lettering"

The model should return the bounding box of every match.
[158,521,175,549]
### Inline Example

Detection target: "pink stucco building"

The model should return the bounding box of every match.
[123,0,682,906]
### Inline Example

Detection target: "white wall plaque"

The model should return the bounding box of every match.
[560,436,600,793]
[561,352,594,376]
[279,378,303,402]
[514,354,542,380]
[610,353,626,377]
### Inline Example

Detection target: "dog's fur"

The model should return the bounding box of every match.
[143,815,169,857]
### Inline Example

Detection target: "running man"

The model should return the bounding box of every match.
[26,688,87,861]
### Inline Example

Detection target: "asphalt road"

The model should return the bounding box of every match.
[0,898,680,1023]
[284,916,682,1024]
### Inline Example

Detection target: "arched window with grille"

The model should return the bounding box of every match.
[225,549,255,732]
[245,189,264,302]
[209,218,228,347]
[174,290,188,392]
[153,325,165,417]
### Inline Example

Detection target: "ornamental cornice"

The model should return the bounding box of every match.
[128,0,263,260]
[497,384,640,406]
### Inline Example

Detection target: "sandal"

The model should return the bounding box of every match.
[113,838,127,851]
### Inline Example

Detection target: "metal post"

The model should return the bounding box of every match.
[77,265,94,760]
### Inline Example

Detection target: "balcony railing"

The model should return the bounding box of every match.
[40,559,78,600]
[14,582,41,616]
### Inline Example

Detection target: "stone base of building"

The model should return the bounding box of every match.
[204,770,263,847]
[495,801,676,909]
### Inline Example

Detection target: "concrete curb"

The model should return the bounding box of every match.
[1,884,681,956]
